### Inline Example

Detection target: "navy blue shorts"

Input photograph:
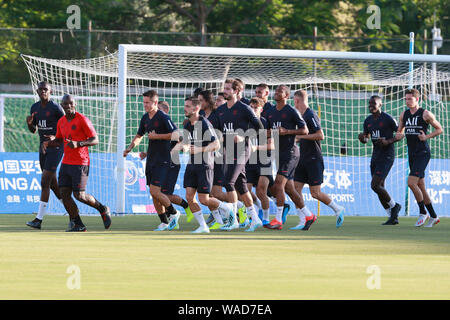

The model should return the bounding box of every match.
[161,163,180,195]
[245,164,260,185]
[58,163,89,192]
[294,159,324,186]
[223,162,249,194]
[277,147,300,180]
[370,157,394,179]
[408,152,430,178]
[39,146,63,172]
[146,162,169,187]
[213,163,225,186]
[184,165,213,193]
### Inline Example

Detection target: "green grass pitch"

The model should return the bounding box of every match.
[0,214,449,300]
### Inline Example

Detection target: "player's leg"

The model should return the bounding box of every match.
[70,165,111,229]
[235,173,263,231]
[418,178,439,227]
[149,164,180,230]
[266,174,288,229]
[256,176,270,225]
[26,150,63,228]
[162,164,192,222]
[408,175,428,226]
[221,163,242,230]
[59,186,86,232]
[286,180,316,230]
[291,181,307,229]
[211,163,228,202]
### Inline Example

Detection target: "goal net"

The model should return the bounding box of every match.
[20,45,450,216]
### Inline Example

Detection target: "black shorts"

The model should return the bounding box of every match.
[58,163,89,192]
[245,164,260,186]
[223,162,249,194]
[408,152,430,178]
[277,147,300,180]
[213,163,225,186]
[161,163,180,195]
[370,157,394,179]
[294,159,324,186]
[39,146,63,172]
[146,162,169,187]
[183,165,213,193]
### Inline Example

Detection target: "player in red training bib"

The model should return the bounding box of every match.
[43,94,111,232]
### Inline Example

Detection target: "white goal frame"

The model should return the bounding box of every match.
[116,44,450,214]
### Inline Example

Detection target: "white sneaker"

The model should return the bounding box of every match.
[154,223,169,231]
[168,211,181,230]
[192,225,210,233]
[220,212,239,231]
[424,217,440,228]
[415,214,429,227]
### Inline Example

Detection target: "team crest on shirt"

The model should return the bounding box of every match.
[72,125,76,130]
[379,122,384,127]
[233,110,238,115]
[46,111,50,117]
[153,121,159,127]
[281,113,287,119]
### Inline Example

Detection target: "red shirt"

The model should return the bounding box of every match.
[55,112,97,165]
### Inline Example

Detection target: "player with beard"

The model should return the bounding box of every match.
[172,97,231,233]
[216,79,264,231]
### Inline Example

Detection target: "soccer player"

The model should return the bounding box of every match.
[394,88,443,227]
[123,90,181,231]
[235,79,250,105]
[216,79,264,231]
[215,92,226,108]
[265,85,310,230]
[26,81,65,229]
[198,90,228,229]
[154,101,193,223]
[42,94,111,232]
[157,100,170,114]
[255,83,274,119]
[358,95,401,225]
[193,87,204,98]
[293,90,345,229]
[172,97,231,233]
[247,97,275,226]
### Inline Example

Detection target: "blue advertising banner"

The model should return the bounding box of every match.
[1,152,449,216]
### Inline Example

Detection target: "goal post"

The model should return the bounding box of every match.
[19,45,450,216]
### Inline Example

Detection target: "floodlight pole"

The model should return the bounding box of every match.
[117,45,127,214]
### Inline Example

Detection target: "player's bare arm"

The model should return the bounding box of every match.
[148,131,173,140]
[26,112,37,133]
[66,135,98,149]
[420,110,444,141]
[394,111,405,141]
[123,134,144,157]
[297,129,324,141]
[278,126,308,136]
[358,132,369,144]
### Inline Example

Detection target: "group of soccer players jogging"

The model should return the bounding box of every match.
[25,79,443,232]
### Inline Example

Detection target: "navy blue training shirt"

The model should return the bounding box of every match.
[30,100,65,147]
[266,104,306,156]
[137,110,177,166]
[299,108,323,162]
[363,111,398,161]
